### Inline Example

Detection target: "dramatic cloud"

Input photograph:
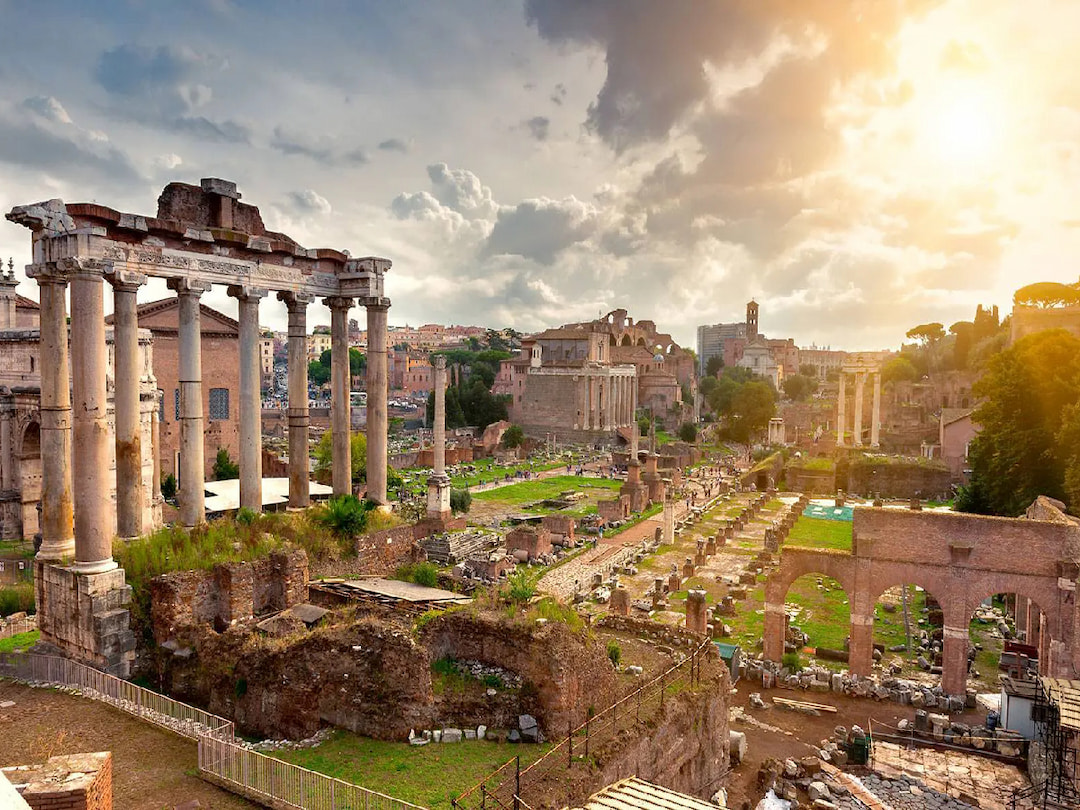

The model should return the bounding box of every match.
[486,196,598,264]
[270,126,368,166]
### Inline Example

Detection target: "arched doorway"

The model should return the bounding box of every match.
[18,421,41,540]
[621,335,632,346]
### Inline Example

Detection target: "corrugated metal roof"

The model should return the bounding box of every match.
[1000,676,1039,700]
[572,777,724,810]
[1042,677,1080,731]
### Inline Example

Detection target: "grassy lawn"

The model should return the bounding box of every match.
[785,517,853,551]
[275,730,550,809]
[472,476,622,506]
[0,630,39,653]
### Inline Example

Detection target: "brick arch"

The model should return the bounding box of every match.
[866,567,967,630]
[764,549,856,605]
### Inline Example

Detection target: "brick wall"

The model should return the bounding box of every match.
[3,752,112,810]
[353,525,425,574]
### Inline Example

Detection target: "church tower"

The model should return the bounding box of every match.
[746,300,759,341]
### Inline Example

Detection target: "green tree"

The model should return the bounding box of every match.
[705,355,724,377]
[950,321,975,369]
[799,363,818,378]
[308,359,331,386]
[906,322,946,345]
[501,424,525,449]
[782,374,818,402]
[882,355,919,384]
[677,422,698,443]
[699,375,719,399]
[314,430,368,485]
[212,447,239,480]
[706,375,741,416]
[957,330,1080,516]
[1014,281,1080,309]
[726,381,776,446]
[160,473,177,501]
[349,348,366,377]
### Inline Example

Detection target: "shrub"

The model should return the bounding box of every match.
[501,424,525,449]
[449,488,472,514]
[395,561,439,588]
[506,569,536,603]
[160,473,177,501]
[212,447,239,480]
[0,583,35,616]
[781,651,804,673]
[317,495,369,538]
[677,422,698,443]
[235,507,258,525]
[607,640,622,667]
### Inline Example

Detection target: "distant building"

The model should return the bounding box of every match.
[696,320,747,374]
[307,330,332,360]
[799,346,846,379]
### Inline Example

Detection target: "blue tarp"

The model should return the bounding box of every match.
[802,503,854,522]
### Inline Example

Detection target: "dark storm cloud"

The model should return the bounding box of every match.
[484,197,597,265]
[525,115,550,141]
[95,44,205,102]
[270,126,368,166]
[0,108,141,183]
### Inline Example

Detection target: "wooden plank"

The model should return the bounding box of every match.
[772,696,838,713]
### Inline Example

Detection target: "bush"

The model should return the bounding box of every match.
[677,422,698,443]
[317,495,369,538]
[212,447,239,480]
[395,561,439,588]
[160,473,177,501]
[781,651,804,673]
[607,640,622,667]
[506,569,536,603]
[236,507,258,525]
[449,488,472,514]
[0,583,35,616]
[501,424,525,449]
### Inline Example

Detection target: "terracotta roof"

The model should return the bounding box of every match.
[104,296,239,331]
[533,327,593,340]
[941,408,974,427]
[14,294,38,309]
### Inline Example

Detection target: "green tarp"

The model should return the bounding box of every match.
[802,503,854,522]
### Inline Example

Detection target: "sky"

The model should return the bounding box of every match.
[0,0,1078,351]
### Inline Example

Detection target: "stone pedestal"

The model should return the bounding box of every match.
[620,459,648,512]
[642,454,665,503]
[426,474,451,522]
[668,566,681,594]
[35,561,135,677]
[682,557,695,579]
[610,587,630,617]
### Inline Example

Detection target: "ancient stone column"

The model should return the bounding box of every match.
[365,303,389,504]
[325,296,354,497]
[427,355,451,521]
[69,261,116,573]
[854,371,867,447]
[836,372,847,446]
[169,278,210,527]
[0,405,13,491]
[151,401,161,504]
[29,268,74,561]
[279,292,312,509]
[606,376,615,430]
[870,371,882,448]
[662,492,675,545]
[108,269,147,539]
[686,590,708,634]
[230,286,267,511]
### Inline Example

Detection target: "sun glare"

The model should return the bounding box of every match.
[918,80,1005,171]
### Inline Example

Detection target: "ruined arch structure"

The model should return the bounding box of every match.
[765,499,1080,696]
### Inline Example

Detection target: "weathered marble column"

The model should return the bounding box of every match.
[365,303,389,504]
[325,296,354,497]
[0,405,13,491]
[581,377,591,431]
[279,292,312,509]
[69,261,116,573]
[836,372,847,446]
[427,356,451,520]
[108,269,147,539]
[605,376,614,430]
[30,267,74,561]
[169,278,210,527]
[853,372,865,447]
[870,371,882,448]
[230,285,267,511]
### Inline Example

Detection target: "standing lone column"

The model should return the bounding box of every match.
[870,371,882,448]
[836,372,847,447]
[325,296,355,497]
[427,356,451,521]
[279,292,313,509]
[853,372,865,447]
[169,278,210,527]
[68,260,116,573]
[29,267,74,561]
[108,269,147,539]
[365,303,389,504]
[230,286,267,511]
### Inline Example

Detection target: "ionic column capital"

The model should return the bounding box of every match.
[323,295,355,311]
[26,262,68,287]
[227,284,268,302]
[278,290,314,311]
[167,277,211,297]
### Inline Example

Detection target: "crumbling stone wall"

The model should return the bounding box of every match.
[150,548,308,641]
[846,457,951,499]
[352,525,424,574]
[421,610,619,734]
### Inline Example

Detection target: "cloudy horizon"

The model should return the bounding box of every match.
[1,0,1078,351]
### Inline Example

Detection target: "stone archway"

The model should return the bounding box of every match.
[621,334,632,346]
[18,421,41,540]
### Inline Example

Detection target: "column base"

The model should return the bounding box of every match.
[34,561,136,678]
[71,558,119,575]
[36,539,76,563]
[427,474,451,519]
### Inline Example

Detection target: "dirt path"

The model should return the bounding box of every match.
[0,681,255,809]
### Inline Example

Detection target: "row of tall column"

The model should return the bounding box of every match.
[31,259,390,573]
[580,373,636,431]
[836,370,881,448]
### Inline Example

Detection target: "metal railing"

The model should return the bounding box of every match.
[454,640,713,810]
[0,652,234,740]
[198,733,428,810]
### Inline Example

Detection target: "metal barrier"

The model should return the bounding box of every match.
[198,733,428,810]
[453,640,713,810]
[0,651,234,740]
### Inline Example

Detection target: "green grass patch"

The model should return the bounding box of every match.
[275,730,550,808]
[785,517,853,551]
[791,457,835,472]
[0,629,39,653]
[0,583,35,616]
[472,476,621,506]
